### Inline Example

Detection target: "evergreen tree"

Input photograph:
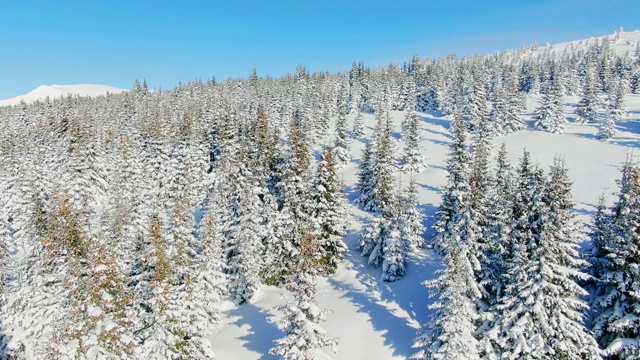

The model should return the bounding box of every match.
[485,155,601,360]
[270,232,337,359]
[351,109,365,138]
[332,108,351,166]
[534,77,566,134]
[430,114,471,254]
[308,150,348,276]
[354,142,376,210]
[576,68,601,124]
[599,78,626,140]
[227,185,266,304]
[412,246,481,360]
[400,106,428,173]
[591,160,640,359]
[398,176,426,250]
[369,116,396,213]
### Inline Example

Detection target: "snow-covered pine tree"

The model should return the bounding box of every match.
[269,114,313,285]
[504,78,526,134]
[309,150,348,276]
[591,159,640,359]
[227,185,266,304]
[463,78,489,132]
[398,176,426,250]
[412,245,481,360]
[357,202,408,282]
[380,204,408,282]
[534,73,566,134]
[354,142,376,210]
[351,109,365,138]
[599,77,626,140]
[430,114,471,254]
[485,154,601,360]
[270,232,338,360]
[400,104,428,173]
[368,112,396,213]
[35,195,135,359]
[575,68,601,124]
[585,193,612,295]
[400,88,417,136]
[483,143,514,302]
[332,104,351,166]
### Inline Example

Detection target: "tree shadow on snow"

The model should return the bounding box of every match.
[417,183,440,194]
[425,138,450,147]
[615,118,640,136]
[418,115,451,130]
[418,203,439,239]
[573,132,599,141]
[609,138,640,148]
[421,127,452,140]
[345,185,361,203]
[329,232,442,358]
[574,202,597,217]
[226,302,281,359]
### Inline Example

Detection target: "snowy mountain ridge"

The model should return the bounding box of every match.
[526,28,640,57]
[0,84,127,107]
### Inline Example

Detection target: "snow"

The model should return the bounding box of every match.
[208,91,640,358]
[0,84,127,107]
[526,29,640,57]
[87,305,103,318]
[2,30,639,360]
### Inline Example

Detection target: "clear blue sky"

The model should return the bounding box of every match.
[0,1,638,99]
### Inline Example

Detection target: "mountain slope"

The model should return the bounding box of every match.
[209,92,640,359]
[0,84,127,107]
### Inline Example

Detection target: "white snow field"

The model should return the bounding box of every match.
[0,84,127,107]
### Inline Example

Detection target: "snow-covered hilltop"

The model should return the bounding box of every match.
[522,28,640,57]
[0,84,127,107]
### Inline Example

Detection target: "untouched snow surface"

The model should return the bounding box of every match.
[209,92,640,359]
[0,84,127,107]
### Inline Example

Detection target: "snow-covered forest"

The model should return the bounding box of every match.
[1,29,640,359]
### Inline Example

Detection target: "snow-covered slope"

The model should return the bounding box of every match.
[0,84,127,107]
[209,92,640,359]
[526,28,640,57]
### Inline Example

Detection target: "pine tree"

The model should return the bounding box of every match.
[412,246,481,360]
[308,150,349,276]
[576,68,600,124]
[400,107,428,173]
[463,79,489,132]
[398,176,426,250]
[534,77,566,134]
[270,232,337,359]
[369,117,396,213]
[591,160,640,359]
[354,142,376,210]
[599,78,626,140]
[380,204,407,282]
[430,114,471,254]
[332,108,351,166]
[358,205,408,282]
[227,178,266,304]
[485,155,601,360]
[351,110,365,138]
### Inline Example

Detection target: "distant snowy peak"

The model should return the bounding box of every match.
[0,84,128,107]
[525,29,640,57]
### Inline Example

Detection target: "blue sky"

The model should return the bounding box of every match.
[0,1,638,99]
